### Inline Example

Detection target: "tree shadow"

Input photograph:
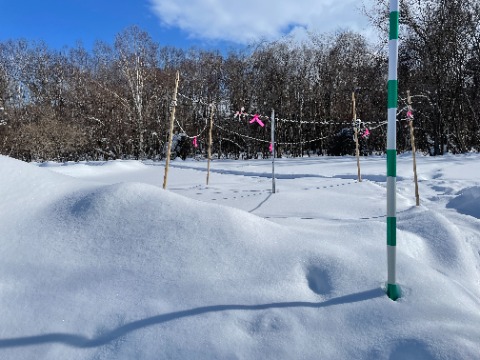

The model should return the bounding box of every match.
[0,288,384,349]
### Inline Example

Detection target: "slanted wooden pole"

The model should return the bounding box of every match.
[407,90,420,206]
[163,71,180,190]
[206,103,215,186]
[353,91,362,182]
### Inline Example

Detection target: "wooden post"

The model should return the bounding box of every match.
[407,90,420,206]
[353,92,362,182]
[163,71,180,190]
[206,103,215,186]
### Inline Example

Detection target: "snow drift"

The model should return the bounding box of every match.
[0,155,479,359]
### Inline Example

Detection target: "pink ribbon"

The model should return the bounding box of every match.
[193,136,198,147]
[362,128,370,138]
[407,110,413,119]
[269,143,273,152]
[249,114,264,127]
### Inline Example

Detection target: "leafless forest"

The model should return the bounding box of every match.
[0,0,478,161]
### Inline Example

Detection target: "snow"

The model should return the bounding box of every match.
[1,153,479,359]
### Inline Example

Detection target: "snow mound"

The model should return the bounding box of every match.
[1,155,480,359]
[447,186,480,219]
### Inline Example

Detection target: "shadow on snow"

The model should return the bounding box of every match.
[0,288,384,349]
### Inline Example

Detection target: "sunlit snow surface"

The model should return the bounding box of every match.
[1,153,479,359]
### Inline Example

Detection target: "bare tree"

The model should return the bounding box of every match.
[114,26,159,158]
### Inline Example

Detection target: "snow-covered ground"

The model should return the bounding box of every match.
[1,153,479,359]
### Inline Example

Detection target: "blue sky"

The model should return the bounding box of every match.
[1,0,375,52]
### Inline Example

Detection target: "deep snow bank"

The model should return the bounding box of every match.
[447,186,480,219]
[1,155,479,360]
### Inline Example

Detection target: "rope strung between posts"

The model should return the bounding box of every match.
[177,94,391,126]
[227,109,383,126]
[173,101,408,143]
[226,105,411,126]
[214,123,271,143]
[170,95,210,142]
[214,123,332,146]
[176,91,419,142]
[221,137,244,149]
[175,118,209,139]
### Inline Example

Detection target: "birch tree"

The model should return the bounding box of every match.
[114,26,159,158]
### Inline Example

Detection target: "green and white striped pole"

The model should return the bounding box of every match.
[386,0,401,301]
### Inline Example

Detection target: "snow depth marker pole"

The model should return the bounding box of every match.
[352,91,361,182]
[163,70,180,190]
[206,103,215,186]
[271,109,276,193]
[386,0,401,301]
[407,90,420,206]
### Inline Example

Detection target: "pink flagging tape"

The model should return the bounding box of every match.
[249,114,264,127]
[362,128,370,138]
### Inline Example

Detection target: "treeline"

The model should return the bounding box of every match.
[0,0,478,162]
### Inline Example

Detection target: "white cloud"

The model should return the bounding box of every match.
[149,0,376,44]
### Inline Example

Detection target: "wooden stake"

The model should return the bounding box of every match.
[163,71,180,190]
[407,90,420,206]
[353,92,362,182]
[206,103,215,186]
